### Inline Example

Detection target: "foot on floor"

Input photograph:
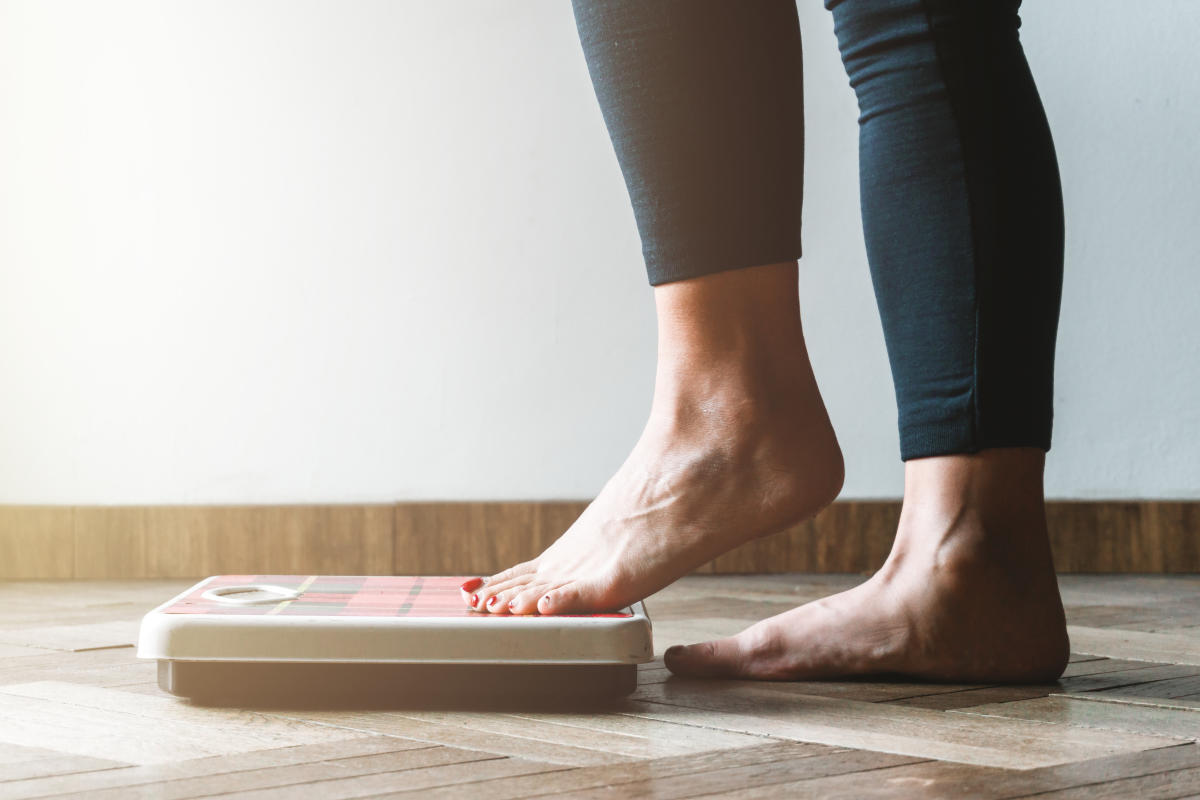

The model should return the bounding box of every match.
[664,450,1071,684]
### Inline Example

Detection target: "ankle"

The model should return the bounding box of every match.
[901,449,1046,527]
[642,261,843,499]
[652,261,815,407]
[886,449,1057,577]
[650,316,826,434]
[649,361,821,430]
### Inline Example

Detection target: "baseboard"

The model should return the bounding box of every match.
[0,501,1196,579]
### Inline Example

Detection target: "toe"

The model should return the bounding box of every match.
[481,579,535,614]
[506,584,550,615]
[663,638,747,678]
[459,577,484,608]
[664,623,783,679]
[474,575,533,612]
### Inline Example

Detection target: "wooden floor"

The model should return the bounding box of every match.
[1,575,1199,798]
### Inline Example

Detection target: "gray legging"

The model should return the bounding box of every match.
[570,0,1064,461]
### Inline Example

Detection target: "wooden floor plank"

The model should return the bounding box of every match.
[702,743,1200,800]
[1066,599,1200,633]
[0,757,125,784]
[0,647,144,687]
[1012,765,1200,799]
[0,580,192,615]
[299,709,760,761]
[0,737,412,800]
[0,621,138,652]
[502,709,774,754]
[0,644,53,659]
[641,655,1180,710]
[0,682,361,766]
[1060,663,1200,693]
[1080,673,1200,703]
[203,756,562,800]
[546,749,925,800]
[637,675,987,706]
[1061,694,1200,714]
[371,742,834,800]
[1059,576,1200,607]
[51,746,502,800]
[1062,657,1177,677]
[1068,626,1200,666]
[637,664,673,685]
[887,662,1200,711]
[264,711,641,767]
[625,683,1179,769]
[889,684,1057,710]
[0,742,127,783]
[955,696,1200,742]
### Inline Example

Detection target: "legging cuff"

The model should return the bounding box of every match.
[646,238,804,287]
[900,421,1053,460]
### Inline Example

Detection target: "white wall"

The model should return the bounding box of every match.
[1,0,1196,504]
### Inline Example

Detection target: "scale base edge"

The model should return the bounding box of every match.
[157,659,638,709]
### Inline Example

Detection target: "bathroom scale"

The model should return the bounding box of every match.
[137,575,653,707]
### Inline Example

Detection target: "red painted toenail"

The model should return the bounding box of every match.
[507,600,516,611]
[487,596,497,608]
[470,594,478,606]
[460,577,483,592]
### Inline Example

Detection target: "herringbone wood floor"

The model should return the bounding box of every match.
[1,574,1198,798]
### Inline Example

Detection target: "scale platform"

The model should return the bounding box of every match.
[137,575,654,707]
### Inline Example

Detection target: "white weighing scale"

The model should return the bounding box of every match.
[137,575,654,707]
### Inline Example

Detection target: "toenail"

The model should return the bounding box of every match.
[507,600,515,611]
[487,596,498,608]
[460,577,483,592]
[469,594,478,606]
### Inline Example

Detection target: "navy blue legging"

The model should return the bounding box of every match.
[570,0,1064,460]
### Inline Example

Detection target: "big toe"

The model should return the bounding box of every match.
[536,579,616,616]
[664,619,790,679]
[664,636,755,679]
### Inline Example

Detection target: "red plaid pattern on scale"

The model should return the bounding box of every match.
[164,575,633,618]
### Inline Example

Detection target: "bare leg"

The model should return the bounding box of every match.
[665,448,1070,683]
[463,261,844,615]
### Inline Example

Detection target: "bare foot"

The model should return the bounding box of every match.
[664,449,1070,683]
[462,262,844,615]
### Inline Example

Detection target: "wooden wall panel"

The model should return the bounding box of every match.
[703,502,903,574]
[1149,502,1200,572]
[393,502,588,575]
[71,505,394,578]
[0,501,1195,579]
[1045,502,1142,573]
[0,506,74,579]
